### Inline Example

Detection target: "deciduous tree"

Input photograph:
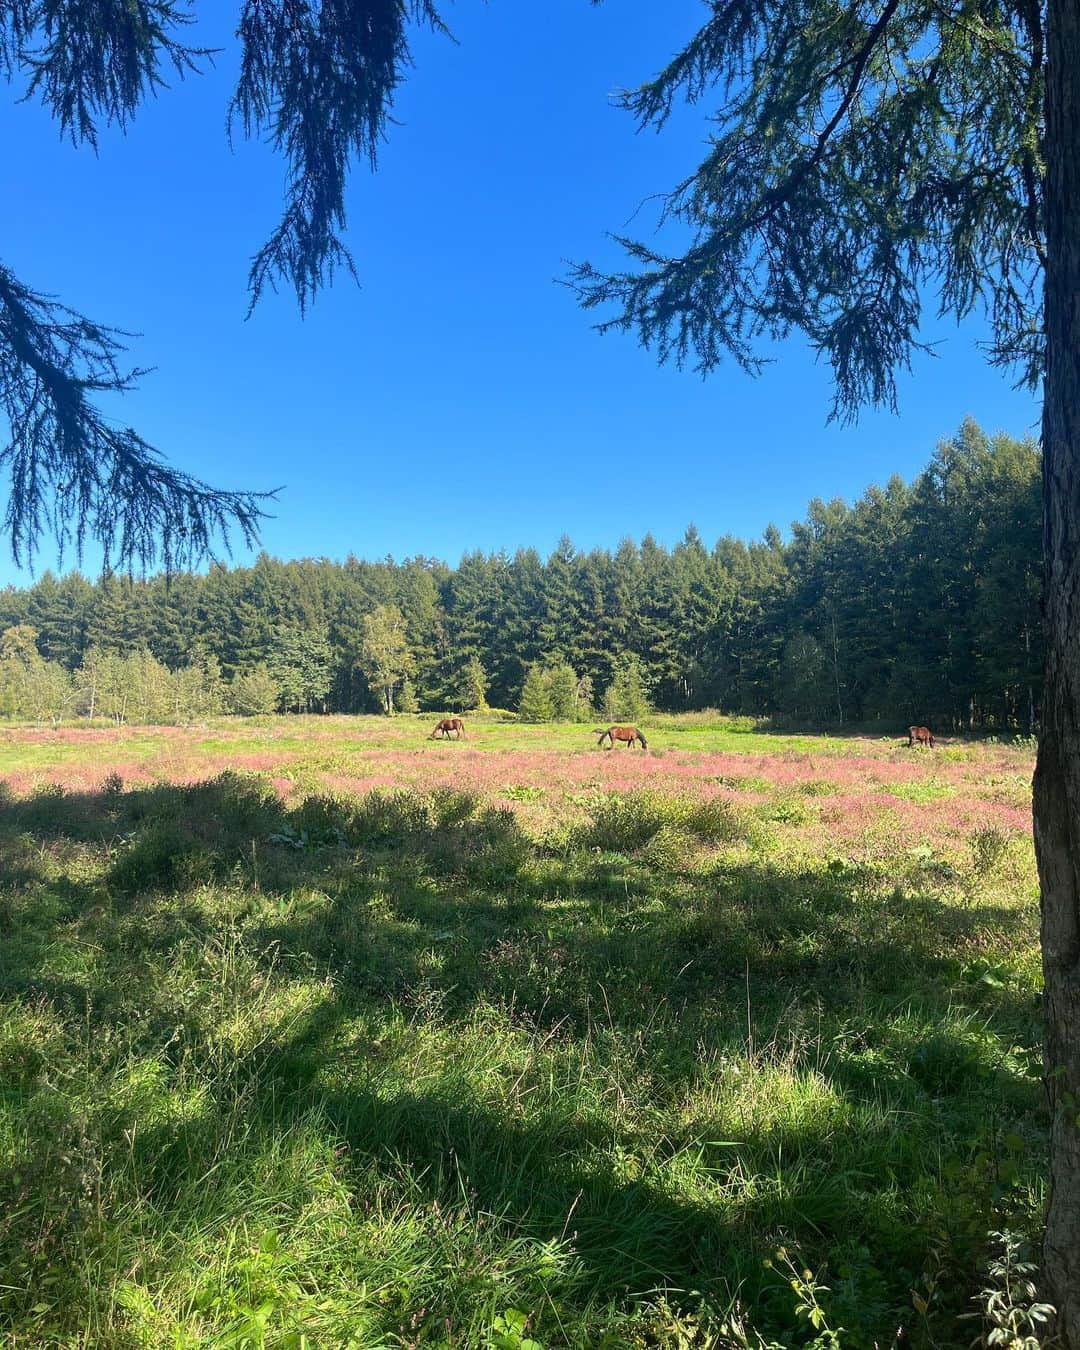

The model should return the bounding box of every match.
[358,604,414,714]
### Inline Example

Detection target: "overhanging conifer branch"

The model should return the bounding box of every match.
[1,0,212,147]
[572,0,1046,417]
[232,0,450,312]
[0,3,452,568]
[0,263,273,571]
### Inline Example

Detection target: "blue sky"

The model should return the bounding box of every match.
[3,0,1039,585]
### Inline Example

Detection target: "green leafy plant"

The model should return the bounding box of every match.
[966,1231,1055,1349]
[488,1308,543,1350]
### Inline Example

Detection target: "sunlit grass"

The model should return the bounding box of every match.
[0,723,1042,1347]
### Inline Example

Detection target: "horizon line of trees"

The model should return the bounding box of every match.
[0,420,1041,731]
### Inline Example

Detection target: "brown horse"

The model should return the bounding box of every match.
[596,724,648,750]
[908,725,935,748]
[431,717,466,740]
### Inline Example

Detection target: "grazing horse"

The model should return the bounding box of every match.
[431,717,466,740]
[908,725,935,748]
[595,724,648,750]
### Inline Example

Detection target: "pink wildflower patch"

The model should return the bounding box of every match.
[0,719,1035,860]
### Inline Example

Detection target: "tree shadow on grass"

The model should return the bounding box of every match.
[92,971,1027,1346]
[0,773,1039,1073]
[0,774,1045,1345]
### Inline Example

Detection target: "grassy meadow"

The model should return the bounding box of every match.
[0,714,1044,1347]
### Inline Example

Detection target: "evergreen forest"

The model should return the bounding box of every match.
[0,421,1040,731]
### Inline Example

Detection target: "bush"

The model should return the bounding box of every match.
[759,792,814,825]
[429,787,480,829]
[229,665,280,716]
[683,795,754,843]
[109,820,219,895]
[578,790,756,859]
[640,823,689,871]
[342,789,439,845]
[184,773,284,840]
[580,791,670,852]
[970,825,1011,877]
[290,794,350,848]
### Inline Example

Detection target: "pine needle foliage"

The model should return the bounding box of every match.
[0,0,447,569]
[0,264,269,572]
[571,0,1045,419]
[0,0,210,147]
[231,0,450,313]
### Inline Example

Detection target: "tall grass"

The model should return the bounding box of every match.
[0,765,1043,1347]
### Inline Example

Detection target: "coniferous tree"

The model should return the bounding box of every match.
[776,633,830,723]
[272,625,333,714]
[602,654,651,724]
[571,4,1080,1324]
[0,3,457,569]
[456,655,489,713]
[517,664,554,722]
[0,430,1045,732]
[547,662,584,722]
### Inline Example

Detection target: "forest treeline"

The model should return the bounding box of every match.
[0,421,1041,730]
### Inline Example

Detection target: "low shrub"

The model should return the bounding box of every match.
[683,795,754,844]
[970,825,1011,878]
[109,820,221,895]
[640,823,690,871]
[579,789,755,854]
[759,792,814,825]
[341,789,437,844]
[580,792,671,852]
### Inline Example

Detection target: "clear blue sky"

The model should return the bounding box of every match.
[3,1,1039,586]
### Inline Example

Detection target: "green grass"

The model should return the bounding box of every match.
[0,731,1044,1348]
[0,711,906,770]
[883,780,956,804]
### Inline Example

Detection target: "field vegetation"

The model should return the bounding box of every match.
[0,715,1042,1347]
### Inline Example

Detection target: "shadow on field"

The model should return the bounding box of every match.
[0,772,1045,1344]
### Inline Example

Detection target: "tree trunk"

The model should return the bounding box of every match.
[1034,1,1080,1339]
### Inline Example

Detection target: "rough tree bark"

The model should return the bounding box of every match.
[1033,0,1080,1341]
